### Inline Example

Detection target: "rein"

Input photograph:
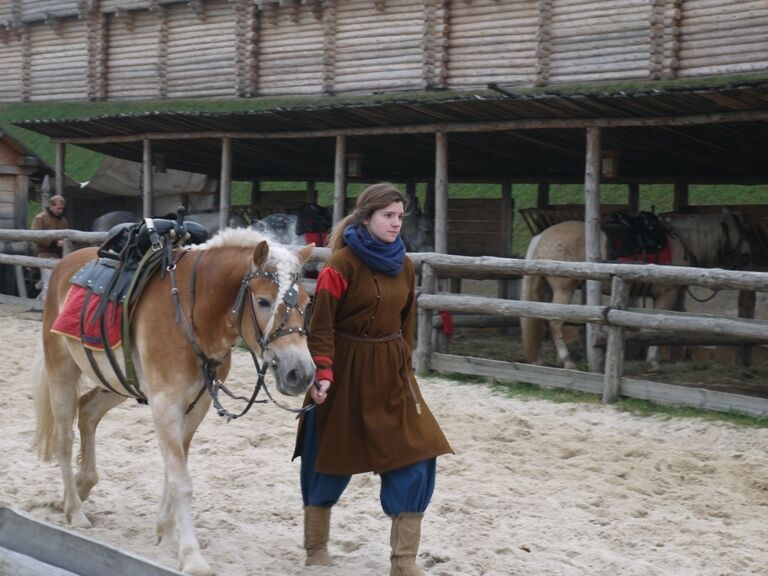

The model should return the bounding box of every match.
[172,252,314,421]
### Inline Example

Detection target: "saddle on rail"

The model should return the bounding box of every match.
[601,211,670,264]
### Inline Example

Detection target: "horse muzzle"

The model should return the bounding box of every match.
[273,356,316,396]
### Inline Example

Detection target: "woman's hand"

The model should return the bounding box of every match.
[310,379,331,404]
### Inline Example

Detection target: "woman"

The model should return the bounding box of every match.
[294,183,453,575]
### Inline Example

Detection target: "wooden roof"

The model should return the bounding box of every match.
[14,79,768,184]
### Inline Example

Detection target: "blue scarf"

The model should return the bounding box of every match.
[343,224,405,276]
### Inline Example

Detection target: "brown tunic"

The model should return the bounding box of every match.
[294,247,453,475]
[31,209,68,258]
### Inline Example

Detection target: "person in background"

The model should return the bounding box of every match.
[31,195,68,302]
[294,183,453,575]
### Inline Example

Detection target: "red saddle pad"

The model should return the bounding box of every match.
[50,286,123,350]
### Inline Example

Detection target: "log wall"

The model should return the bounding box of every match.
[0,0,766,102]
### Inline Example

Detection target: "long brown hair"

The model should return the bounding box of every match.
[327,182,409,252]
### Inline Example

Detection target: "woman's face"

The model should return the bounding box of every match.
[363,201,404,244]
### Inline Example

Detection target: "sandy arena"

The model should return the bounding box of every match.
[1,302,767,576]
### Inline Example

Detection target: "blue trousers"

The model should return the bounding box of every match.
[300,408,436,516]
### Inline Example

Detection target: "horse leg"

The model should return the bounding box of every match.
[46,349,91,527]
[151,393,213,576]
[156,394,211,548]
[646,287,683,372]
[548,280,580,369]
[76,388,126,502]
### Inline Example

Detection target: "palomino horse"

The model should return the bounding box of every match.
[32,228,316,576]
[521,211,751,371]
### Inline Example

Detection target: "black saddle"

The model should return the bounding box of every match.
[601,211,668,261]
[98,213,208,265]
[73,208,209,304]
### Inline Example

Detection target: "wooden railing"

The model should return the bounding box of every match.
[2,228,768,417]
[414,253,768,418]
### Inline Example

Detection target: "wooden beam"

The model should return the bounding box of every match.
[333,135,346,224]
[673,180,689,212]
[50,109,768,146]
[54,142,65,198]
[584,127,604,372]
[220,137,232,232]
[736,290,756,367]
[434,132,448,254]
[536,182,550,209]
[627,182,640,215]
[142,139,152,218]
[603,275,630,403]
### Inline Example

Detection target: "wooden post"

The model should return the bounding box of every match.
[406,181,417,210]
[306,179,317,204]
[673,181,689,212]
[603,275,630,403]
[142,139,153,218]
[415,261,435,375]
[219,137,232,232]
[536,182,550,209]
[499,181,518,328]
[500,181,514,259]
[585,127,604,372]
[250,180,261,220]
[434,132,448,254]
[55,142,65,198]
[333,135,347,224]
[628,182,640,215]
[736,290,756,367]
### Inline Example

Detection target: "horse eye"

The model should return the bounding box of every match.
[257,298,272,309]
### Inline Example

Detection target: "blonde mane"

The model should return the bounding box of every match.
[192,227,303,307]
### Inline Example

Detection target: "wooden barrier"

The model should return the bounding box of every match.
[415,252,768,418]
[2,228,767,417]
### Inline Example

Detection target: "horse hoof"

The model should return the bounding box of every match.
[180,554,214,576]
[68,510,92,529]
[564,361,577,370]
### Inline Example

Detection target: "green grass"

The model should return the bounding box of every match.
[472,377,768,428]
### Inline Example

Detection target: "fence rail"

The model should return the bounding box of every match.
[2,228,768,417]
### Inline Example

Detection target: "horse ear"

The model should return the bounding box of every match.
[296,243,315,264]
[252,241,270,269]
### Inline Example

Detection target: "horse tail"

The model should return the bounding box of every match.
[31,345,55,462]
[521,234,547,364]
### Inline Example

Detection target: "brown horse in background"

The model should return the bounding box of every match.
[32,228,316,576]
[521,211,750,371]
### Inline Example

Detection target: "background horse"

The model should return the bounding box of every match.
[32,228,315,576]
[521,211,750,371]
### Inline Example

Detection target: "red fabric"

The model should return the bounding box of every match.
[312,354,333,367]
[50,286,123,350]
[439,311,454,339]
[315,267,348,301]
[617,242,672,265]
[304,231,329,247]
[315,368,334,384]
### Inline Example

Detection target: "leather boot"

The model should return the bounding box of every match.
[304,505,333,566]
[390,513,425,576]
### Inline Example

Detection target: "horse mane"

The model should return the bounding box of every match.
[192,227,304,305]
[664,212,733,267]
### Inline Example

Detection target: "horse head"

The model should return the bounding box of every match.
[238,240,316,396]
[719,209,752,267]
[401,206,434,252]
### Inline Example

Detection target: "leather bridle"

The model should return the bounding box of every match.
[173,252,314,421]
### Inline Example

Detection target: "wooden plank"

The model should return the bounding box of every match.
[429,354,768,418]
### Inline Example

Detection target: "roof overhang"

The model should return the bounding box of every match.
[14,77,768,184]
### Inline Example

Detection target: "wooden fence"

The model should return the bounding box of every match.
[2,228,768,417]
[414,253,768,418]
